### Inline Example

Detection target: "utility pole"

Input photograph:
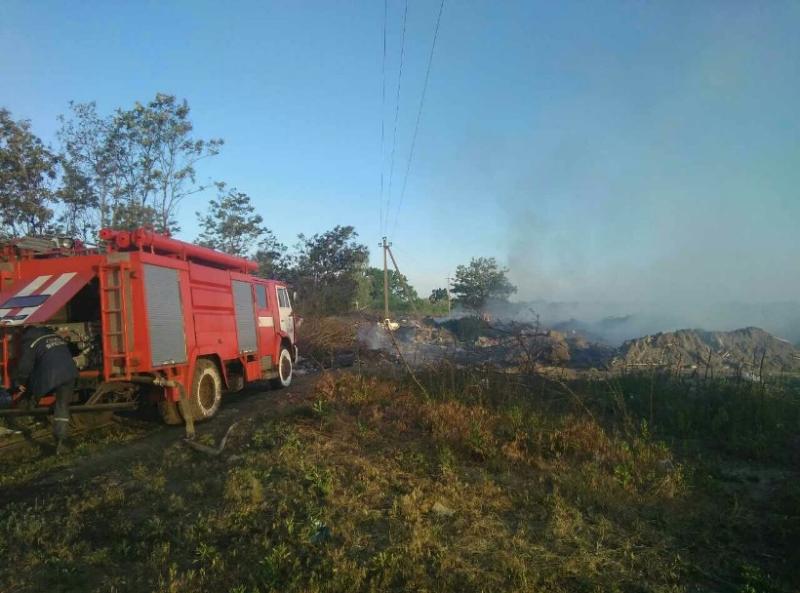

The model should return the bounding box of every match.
[445,276,452,315]
[387,244,417,315]
[380,237,391,320]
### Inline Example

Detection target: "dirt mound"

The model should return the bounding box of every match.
[377,317,614,370]
[566,335,617,369]
[614,327,800,375]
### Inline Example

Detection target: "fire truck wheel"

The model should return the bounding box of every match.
[185,359,223,421]
[270,348,293,389]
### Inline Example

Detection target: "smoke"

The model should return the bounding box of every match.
[357,323,391,351]
[503,195,800,344]
[503,197,800,344]
[501,170,800,342]
[408,3,800,345]
[486,299,800,346]
[492,6,800,344]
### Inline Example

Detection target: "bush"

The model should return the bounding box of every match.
[298,316,357,364]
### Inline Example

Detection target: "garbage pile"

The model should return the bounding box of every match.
[356,316,798,377]
[358,316,615,371]
[612,326,800,375]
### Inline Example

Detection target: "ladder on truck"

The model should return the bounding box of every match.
[99,263,132,380]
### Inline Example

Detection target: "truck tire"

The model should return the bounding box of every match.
[270,348,293,389]
[184,359,223,421]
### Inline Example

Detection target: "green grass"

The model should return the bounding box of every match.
[0,367,798,592]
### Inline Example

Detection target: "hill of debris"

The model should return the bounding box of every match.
[324,314,800,377]
[612,326,800,375]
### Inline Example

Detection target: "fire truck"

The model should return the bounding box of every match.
[0,228,297,431]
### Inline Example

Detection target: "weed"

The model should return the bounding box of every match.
[302,465,333,498]
[259,542,294,588]
[0,366,797,592]
[224,467,265,507]
[250,424,278,449]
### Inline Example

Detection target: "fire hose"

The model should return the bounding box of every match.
[128,376,238,455]
[126,376,195,440]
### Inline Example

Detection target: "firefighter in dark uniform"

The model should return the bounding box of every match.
[13,326,79,451]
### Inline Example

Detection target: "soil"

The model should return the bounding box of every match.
[0,374,320,502]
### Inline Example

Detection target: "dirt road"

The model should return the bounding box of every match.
[0,372,319,501]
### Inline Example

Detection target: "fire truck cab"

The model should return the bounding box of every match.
[0,229,297,425]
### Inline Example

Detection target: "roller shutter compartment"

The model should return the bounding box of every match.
[232,280,257,354]
[143,264,187,366]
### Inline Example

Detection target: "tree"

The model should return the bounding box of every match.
[287,226,369,314]
[197,183,267,256]
[57,162,98,242]
[58,94,222,234]
[196,183,287,277]
[451,257,516,312]
[112,93,223,232]
[0,108,59,237]
[365,267,419,312]
[55,102,107,240]
[253,238,289,280]
[429,287,449,303]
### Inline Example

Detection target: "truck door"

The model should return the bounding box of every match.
[275,286,294,343]
[253,282,277,370]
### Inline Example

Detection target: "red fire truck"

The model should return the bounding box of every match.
[0,228,297,429]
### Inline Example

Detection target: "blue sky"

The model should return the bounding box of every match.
[1,1,798,303]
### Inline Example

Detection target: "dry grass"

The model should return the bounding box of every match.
[0,367,797,592]
[298,316,358,367]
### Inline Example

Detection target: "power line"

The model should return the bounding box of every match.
[384,0,409,232]
[391,0,445,238]
[378,0,388,235]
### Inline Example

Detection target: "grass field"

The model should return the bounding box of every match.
[0,366,798,592]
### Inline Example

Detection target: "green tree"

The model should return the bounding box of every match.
[198,183,268,256]
[56,159,100,241]
[287,226,369,314]
[55,101,107,240]
[451,257,516,312]
[254,240,289,280]
[365,267,419,313]
[429,287,449,303]
[58,94,222,234]
[0,108,59,237]
[196,183,287,277]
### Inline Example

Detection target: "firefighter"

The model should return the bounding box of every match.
[13,325,79,451]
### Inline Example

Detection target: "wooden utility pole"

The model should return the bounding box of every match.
[381,237,390,320]
[387,245,417,314]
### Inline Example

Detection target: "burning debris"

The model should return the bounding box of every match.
[355,315,613,372]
